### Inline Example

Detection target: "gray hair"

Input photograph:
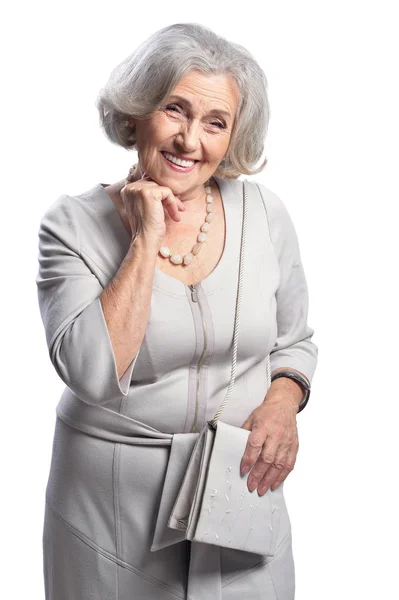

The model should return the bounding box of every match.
[95,23,270,179]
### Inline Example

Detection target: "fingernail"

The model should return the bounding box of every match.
[241,464,250,475]
[248,480,256,492]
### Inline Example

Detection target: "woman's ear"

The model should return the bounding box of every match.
[128,120,136,129]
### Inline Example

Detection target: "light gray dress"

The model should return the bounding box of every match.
[36,175,318,599]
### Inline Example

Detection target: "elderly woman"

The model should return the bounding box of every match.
[36,22,318,600]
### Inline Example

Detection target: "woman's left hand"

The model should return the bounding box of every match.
[239,389,300,495]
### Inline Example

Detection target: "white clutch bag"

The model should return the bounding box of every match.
[166,180,281,556]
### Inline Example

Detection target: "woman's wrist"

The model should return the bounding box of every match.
[268,368,311,413]
[129,232,161,255]
[268,377,304,409]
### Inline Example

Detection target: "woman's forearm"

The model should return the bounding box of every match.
[99,235,160,380]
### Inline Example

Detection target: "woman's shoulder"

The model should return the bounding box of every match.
[222,176,291,231]
[40,183,107,223]
[242,178,301,256]
[250,179,288,219]
[37,183,114,258]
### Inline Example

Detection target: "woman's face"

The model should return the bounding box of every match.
[131,70,240,201]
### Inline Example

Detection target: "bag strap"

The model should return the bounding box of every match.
[208,179,271,429]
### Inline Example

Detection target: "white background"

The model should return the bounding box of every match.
[2,1,398,598]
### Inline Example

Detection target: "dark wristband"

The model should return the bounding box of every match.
[270,371,311,413]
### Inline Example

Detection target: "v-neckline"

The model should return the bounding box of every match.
[94,175,242,295]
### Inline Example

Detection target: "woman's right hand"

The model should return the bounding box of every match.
[120,164,186,244]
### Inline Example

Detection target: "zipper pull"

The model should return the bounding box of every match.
[189,284,198,302]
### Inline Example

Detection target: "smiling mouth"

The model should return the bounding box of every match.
[161,151,199,167]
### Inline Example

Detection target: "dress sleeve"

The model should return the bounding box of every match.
[256,183,318,387]
[35,194,141,406]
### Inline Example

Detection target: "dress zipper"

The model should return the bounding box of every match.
[188,284,208,433]
[189,284,198,303]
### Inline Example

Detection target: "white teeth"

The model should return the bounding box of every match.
[163,152,195,167]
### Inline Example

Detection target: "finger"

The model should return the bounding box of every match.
[124,182,159,192]
[240,428,267,476]
[123,183,183,222]
[265,435,291,480]
[121,182,158,202]
[247,442,278,492]
[151,183,185,211]
[270,440,298,491]
[136,185,182,222]
[252,427,295,494]
[268,467,290,492]
[258,437,298,494]
[158,189,183,222]
[257,461,286,495]
[240,416,252,432]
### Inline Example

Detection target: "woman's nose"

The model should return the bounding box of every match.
[176,121,202,152]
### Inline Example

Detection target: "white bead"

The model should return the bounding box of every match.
[170,254,183,264]
[159,246,171,257]
[205,185,212,194]
[192,243,203,255]
[206,204,214,213]
[205,213,214,223]
[201,222,210,232]
[206,194,213,203]
[183,253,194,265]
[197,232,207,243]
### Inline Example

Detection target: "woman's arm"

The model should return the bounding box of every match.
[256,183,318,411]
[36,194,159,406]
[99,235,159,381]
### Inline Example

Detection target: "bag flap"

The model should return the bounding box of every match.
[168,423,214,531]
[150,432,198,552]
[186,424,216,539]
[192,421,279,556]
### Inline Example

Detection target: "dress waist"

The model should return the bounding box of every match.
[56,387,183,446]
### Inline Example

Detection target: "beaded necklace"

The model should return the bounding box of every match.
[126,164,214,267]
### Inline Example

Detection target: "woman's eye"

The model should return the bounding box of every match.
[211,121,226,129]
[166,104,180,113]
[208,120,226,130]
[164,105,225,129]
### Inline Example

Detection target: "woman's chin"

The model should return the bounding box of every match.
[142,162,211,195]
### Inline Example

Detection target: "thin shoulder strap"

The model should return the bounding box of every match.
[208,180,271,428]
